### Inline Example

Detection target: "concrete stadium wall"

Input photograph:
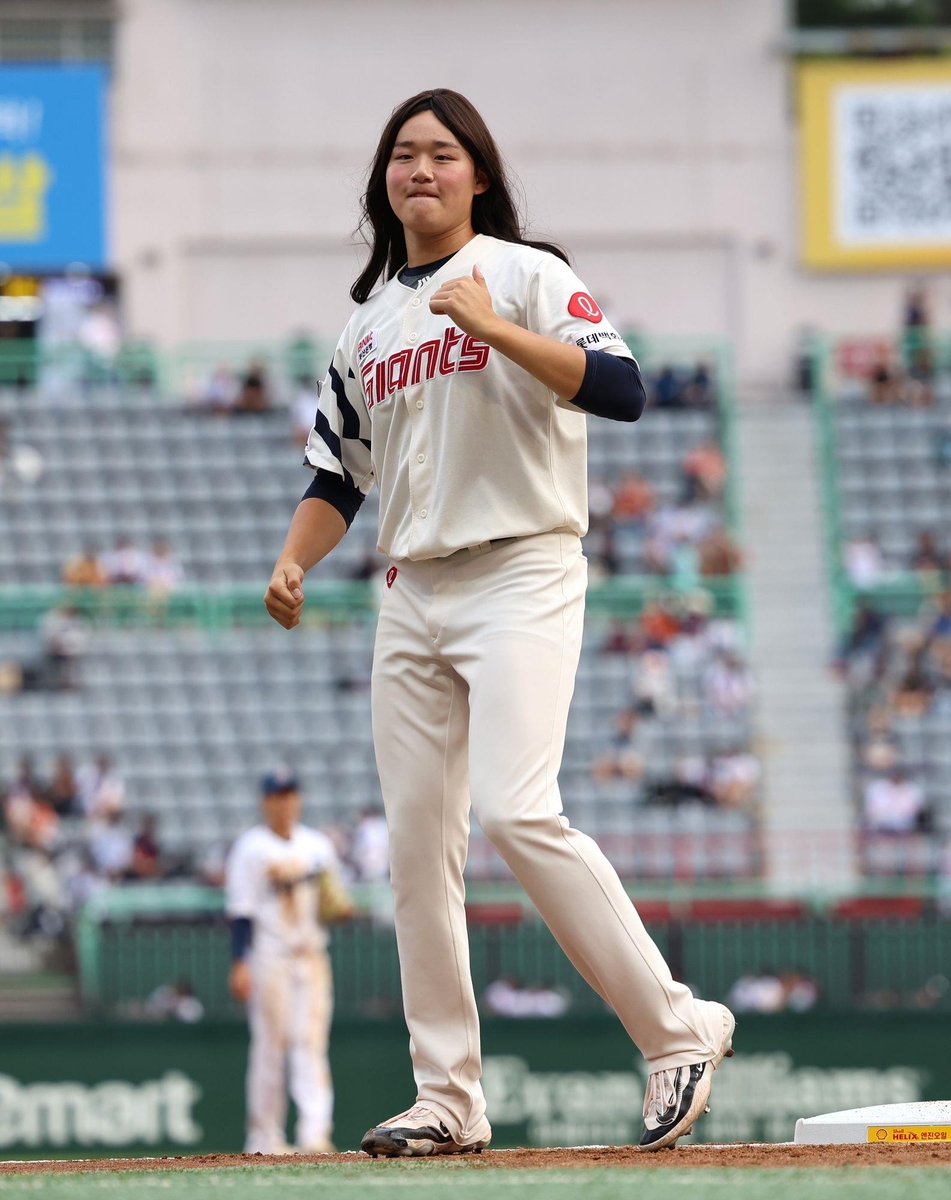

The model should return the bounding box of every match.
[110,0,950,387]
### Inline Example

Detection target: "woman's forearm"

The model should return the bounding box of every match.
[276,497,348,573]
[483,319,587,400]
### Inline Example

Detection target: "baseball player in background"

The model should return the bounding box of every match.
[264,88,734,1156]
[225,769,352,1155]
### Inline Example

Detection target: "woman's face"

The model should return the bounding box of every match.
[386,111,488,238]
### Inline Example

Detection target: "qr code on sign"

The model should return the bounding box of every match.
[836,85,951,245]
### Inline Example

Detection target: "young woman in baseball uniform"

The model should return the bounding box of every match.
[265,88,734,1155]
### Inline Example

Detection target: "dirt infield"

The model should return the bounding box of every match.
[3,1143,951,1174]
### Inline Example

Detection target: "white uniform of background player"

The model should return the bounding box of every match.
[266,90,733,1157]
[225,772,341,1154]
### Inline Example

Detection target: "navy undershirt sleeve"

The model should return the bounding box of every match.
[571,350,647,422]
[230,917,253,961]
[302,468,366,528]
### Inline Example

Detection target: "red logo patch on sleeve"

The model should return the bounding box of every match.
[568,292,603,323]
[386,566,398,589]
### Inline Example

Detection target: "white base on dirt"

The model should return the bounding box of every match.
[795,1101,951,1145]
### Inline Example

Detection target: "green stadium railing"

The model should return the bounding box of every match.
[0,574,745,634]
[0,335,337,398]
[75,887,951,1020]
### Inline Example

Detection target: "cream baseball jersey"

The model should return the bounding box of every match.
[225,824,337,956]
[303,233,634,562]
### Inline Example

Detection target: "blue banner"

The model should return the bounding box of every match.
[0,66,106,269]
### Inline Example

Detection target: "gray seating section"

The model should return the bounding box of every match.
[0,399,722,584]
[833,393,951,568]
[0,619,756,878]
[833,388,951,868]
[0,384,750,879]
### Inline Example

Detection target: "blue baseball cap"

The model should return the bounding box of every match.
[260,767,299,795]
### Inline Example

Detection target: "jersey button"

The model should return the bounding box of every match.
[408,332,419,343]
[416,454,425,463]
[411,298,421,308]
[419,509,428,519]
[415,400,424,410]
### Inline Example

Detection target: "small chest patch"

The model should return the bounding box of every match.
[386,566,398,589]
[357,331,377,365]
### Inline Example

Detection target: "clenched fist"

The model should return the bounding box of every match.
[264,561,305,629]
[429,264,500,343]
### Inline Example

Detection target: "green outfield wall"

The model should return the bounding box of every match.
[0,1014,943,1157]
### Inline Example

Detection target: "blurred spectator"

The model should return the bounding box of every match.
[684,361,713,409]
[682,440,727,502]
[644,504,716,576]
[632,648,676,718]
[101,536,148,586]
[591,527,620,577]
[911,530,945,576]
[844,533,883,590]
[88,808,135,879]
[593,709,646,782]
[62,544,109,588]
[704,652,752,717]
[145,980,205,1023]
[131,813,163,880]
[903,284,934,386]
[869,358,900,406]
[859,724,900,774]
[863,767,926,834]
[892,659,933,718]
[349,548,384,583]
[653,365,684,409]
[927,591,951,641]
[351,807,389,882]
[794,326,817,395]
[602,619,635,655]
[710,749,760,810]
[612,473,655,525]
[839,603,888,665]
[39,605,87,691]
[638,601,681,648]
[4,757,59,850]
[202,364,238,413]
[77,754,126,818]
[483,978,570,1018]
[647,755,713,807]
[0,418,44,501]
[587,478,615,531]
[47,756,80,817]
[234,360,272,413]
[698,527,741,578]
[291,375,319,449]
[144,539,185,598]
[728,970,818,1014]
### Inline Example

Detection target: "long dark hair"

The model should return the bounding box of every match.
[350,89,568,304]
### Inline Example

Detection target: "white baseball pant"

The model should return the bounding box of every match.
[245,949,334,1153]
[371,530,725,1144]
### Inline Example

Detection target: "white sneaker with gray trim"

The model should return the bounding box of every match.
[361,1104,491,1158]
[638,1003,736,1151]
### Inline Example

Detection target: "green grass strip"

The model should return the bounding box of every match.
[1,1166,950,1200]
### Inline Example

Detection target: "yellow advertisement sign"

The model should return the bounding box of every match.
[867,1126,951,1143]
[0,152,53,241]
[798,58,951,270]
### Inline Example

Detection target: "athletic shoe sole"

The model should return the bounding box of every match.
[361,1129,489,1158]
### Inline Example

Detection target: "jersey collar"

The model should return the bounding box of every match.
[390,233,495,299]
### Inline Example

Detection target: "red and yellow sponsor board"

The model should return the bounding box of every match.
[867,1126,951,1143]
